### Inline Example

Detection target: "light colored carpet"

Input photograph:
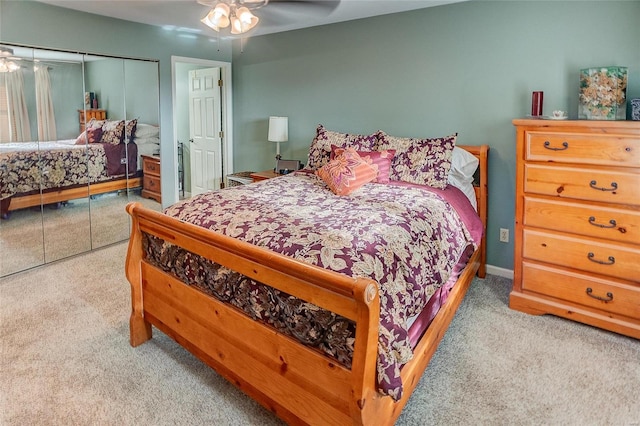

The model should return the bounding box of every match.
[0,191,161,277]
[1,244,639,425]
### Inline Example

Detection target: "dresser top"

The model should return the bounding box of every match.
[513,118,640,131]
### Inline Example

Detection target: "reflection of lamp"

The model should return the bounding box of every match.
[268,116,288,172]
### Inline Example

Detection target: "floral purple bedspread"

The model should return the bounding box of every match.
[0,139,137,200]
[148,172,481,400]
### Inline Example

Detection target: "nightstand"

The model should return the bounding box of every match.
[141,155,161,203]
[78,109,106,132]
[250,170,280,182]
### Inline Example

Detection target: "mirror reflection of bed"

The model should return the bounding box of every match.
[0,44,161,277]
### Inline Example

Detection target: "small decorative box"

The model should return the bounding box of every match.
[631,99,640,121]
[578,66,627,120]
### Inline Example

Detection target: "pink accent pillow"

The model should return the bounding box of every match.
[75,118,105,144]
[330,145,396,184]
[75,127,104,145]
[316,148,378,196]
[306,124,378,171]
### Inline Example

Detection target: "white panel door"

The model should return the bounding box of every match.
[189,67,222,196]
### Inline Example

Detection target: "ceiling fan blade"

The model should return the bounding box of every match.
[258,0,340,25]
[269,0,340,12]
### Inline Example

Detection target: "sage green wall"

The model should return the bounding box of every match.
[1,0,232,206]
[230,1,640,271]
[5,57,82,142]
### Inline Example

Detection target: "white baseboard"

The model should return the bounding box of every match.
[486,264,514,279]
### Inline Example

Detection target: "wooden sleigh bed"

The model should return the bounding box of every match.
[125,142,488,425]
[0,139,140,219]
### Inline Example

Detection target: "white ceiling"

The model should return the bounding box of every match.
[35,0,469,39]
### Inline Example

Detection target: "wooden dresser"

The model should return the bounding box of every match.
[78,109,107,132]
[511,119,640,339]
[141,155,161,203]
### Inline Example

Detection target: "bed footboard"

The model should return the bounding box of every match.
[125,203,382,425]
[125,144,489,425]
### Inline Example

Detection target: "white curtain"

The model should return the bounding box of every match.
[35,67,56,141]
[4,71,32,142]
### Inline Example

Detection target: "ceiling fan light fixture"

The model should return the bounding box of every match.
[201,1,260,35]
[236,7,258,29]
[201,3,230,31]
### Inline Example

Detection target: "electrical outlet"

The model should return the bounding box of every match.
[499,228,509,243]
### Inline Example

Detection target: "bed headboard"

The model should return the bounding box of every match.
[457,144,489,277]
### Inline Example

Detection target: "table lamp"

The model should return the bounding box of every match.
[268,116,288,172]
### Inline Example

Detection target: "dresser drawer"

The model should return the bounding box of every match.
[522,261,640,319]
[523,197,640,244]
[143,175,161,192]
[523,229,640,282]
[524,164,639,206]
[525,131,640,167]
[142,156,160,176]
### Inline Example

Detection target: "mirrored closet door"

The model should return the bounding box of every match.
[0,44,161,277]
[84,54,129,249]
[36,48,93,263]
[0,46,46,275]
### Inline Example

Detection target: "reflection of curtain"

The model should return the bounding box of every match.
[4,71,32,142]
[36,67,56,141]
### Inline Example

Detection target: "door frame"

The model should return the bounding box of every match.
[170,55,233,202]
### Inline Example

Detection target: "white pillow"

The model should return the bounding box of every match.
[134,136,160,146]
[448,147,479,210]
[135,123,160,138]
[450,146,479,180]
[449,173,477,211]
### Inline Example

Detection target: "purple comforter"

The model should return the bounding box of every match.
[0,139,137,200]
[153,172,481,399]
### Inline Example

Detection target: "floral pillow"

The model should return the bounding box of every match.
[376,130,457,189]
[316,147,378,196]
[100,120,126,145]
[125,118,138,144]
[75,120,104,145]
[306,124,378,171]
[330,145,396,184]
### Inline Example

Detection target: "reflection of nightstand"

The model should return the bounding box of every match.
[250,170,280,182]
[141,155,161,203]
[78,109,106,132]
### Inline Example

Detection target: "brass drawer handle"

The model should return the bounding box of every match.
[588,216,617,228]
[587,252,615,265]
[589,180,617,191]
[544,141,569,151]
[586,287,613,302]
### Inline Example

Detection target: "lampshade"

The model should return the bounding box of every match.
[201,1,261,35]
[268,116,288,143]
[200,3,230,31]
[230,7,259,34]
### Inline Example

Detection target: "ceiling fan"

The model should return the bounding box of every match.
[197,0,340,35]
